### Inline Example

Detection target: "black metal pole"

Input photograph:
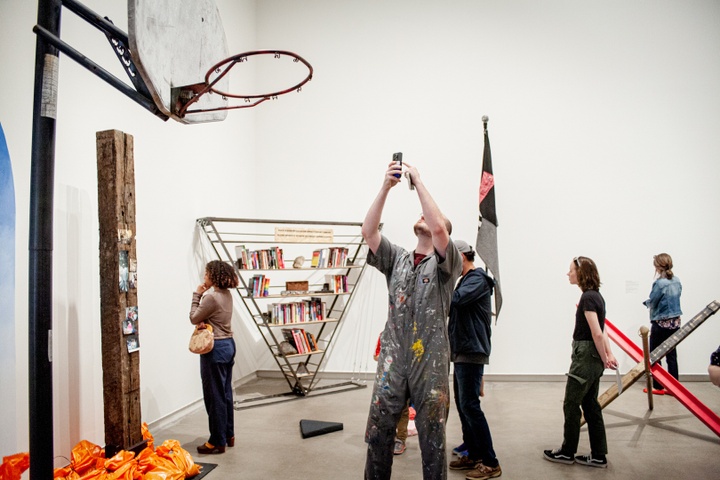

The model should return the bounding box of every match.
[29,0,61,478]
[32,25,166,119]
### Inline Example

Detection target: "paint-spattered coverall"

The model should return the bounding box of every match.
[365,235,462,480]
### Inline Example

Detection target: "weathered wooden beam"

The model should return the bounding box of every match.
[595,363,646,411]
[96,129,142,453]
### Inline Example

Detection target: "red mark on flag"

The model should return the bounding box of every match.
[479,172,494,204]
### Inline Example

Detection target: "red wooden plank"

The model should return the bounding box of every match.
[606,319,720,437]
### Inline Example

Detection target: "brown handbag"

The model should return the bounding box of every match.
[189,323,214,354]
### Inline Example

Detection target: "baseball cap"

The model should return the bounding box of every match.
[455,240,473,254]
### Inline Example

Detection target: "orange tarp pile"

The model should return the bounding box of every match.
[0,423,201,480]
[0,452,30,480]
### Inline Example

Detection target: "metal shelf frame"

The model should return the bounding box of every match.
[196,217,370,403]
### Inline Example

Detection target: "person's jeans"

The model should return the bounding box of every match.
[562,341,607,456]
[453,363,498,467]
[200,337,235,447]
[650,322,680,389]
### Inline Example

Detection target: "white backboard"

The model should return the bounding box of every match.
[128,0,229,124]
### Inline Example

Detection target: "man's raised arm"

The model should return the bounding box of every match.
[405,161,450,256]
[362,161,402,254]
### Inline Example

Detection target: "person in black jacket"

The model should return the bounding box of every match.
[447,240,502,480]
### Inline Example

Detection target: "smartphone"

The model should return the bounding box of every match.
[392,152,402,178]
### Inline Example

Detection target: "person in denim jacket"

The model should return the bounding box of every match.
[543,256,618,469]
[643,253,682,395]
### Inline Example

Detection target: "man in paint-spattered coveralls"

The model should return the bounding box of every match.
[362,159,462,480]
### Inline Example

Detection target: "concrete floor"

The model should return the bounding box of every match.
[152,377,720,479]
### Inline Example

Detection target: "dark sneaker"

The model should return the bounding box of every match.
[543,448,574,465]
[452,442,467,456]
[393,438,406,455]
[575,453,607,468]
[196,442,225,454]
[449,455,477,470]
[466,463,502,479]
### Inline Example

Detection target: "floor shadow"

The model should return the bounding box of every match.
[602,408,718,444]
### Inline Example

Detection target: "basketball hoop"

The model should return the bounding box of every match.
[173,50,313,118]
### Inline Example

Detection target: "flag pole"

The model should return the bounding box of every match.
[481,115,489,277]
[476,114,502,320]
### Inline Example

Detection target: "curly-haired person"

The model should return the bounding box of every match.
[190,260,239,454]
[544,256,618,469]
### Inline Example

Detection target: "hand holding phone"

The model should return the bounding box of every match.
[392,152,402,178]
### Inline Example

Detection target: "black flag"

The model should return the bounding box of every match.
[475,117,502,319]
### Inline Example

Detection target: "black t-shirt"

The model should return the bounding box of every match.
[573,289,606,341]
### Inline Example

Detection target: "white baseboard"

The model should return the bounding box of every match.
[147,370,713,431]
[255,370,713,383]
[146,371,260,432]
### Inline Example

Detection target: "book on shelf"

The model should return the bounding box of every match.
[329,247,349,267]
[310,250,320,268]
[298,328,316,352]
[236,245,285,270]
[325,274,349,293]
[311,249,323,268]
[281,328,297,352]
[290,330,301,353]
[311,247,349,268]
[250,274,270,297]
[305,331,317,351]
[281,327,317,354]
[310,297,327,320]
[268,297,327,324]
[235,245,250,270]
[292,329,308,354]
[272,246,285,269]
[301,329,312,353]
[311,332,319,350]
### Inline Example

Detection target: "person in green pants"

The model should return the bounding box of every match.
[543,256,618,469]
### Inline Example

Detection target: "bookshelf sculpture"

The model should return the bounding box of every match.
[196,218,370,404]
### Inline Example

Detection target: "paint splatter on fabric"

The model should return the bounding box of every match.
[412,339,425,360]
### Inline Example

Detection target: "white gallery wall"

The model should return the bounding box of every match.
[251,0,720,378]
[0,0,261,461]
[1,0,719,462]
